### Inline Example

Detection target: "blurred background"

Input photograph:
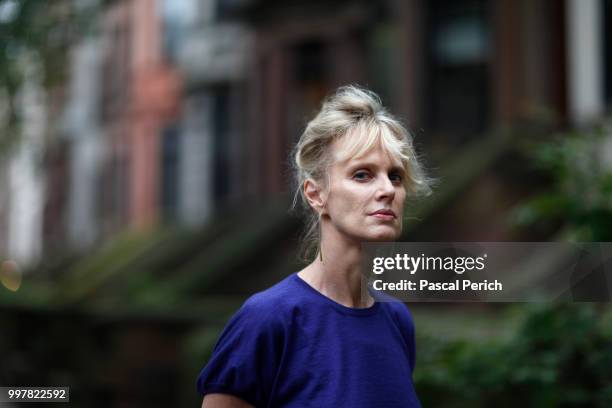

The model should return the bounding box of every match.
[1,0,612,406]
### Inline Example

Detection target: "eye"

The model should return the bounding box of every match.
[353,170,372,181]
[389,172,403,184]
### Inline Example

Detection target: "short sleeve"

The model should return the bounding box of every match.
[196,298,285,406]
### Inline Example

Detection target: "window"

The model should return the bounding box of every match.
[425,0,491,145]
[160,123,180,221]
[161,0,197,62]
[605,0,612,109]
[289,40,330,144]
[213,85,231,202]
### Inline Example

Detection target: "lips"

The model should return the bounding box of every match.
[370,209,396,219]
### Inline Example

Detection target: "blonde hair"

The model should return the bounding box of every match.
[292,85,431,261]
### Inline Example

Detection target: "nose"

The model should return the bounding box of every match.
[375,175,396,201]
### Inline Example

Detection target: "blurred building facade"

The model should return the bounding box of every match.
[175,0,253,225]
[2,0,612,265]
[0,54,47,266]
[63,0,184,251]
[99,0,182,232]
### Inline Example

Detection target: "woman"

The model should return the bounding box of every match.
[197,85,431,407]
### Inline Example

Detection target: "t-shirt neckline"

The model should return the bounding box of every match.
[291,272,380,316]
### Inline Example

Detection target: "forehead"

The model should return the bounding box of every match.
[330,134,403,169]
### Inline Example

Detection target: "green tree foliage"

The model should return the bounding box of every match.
[416,304,612,407]
[512,127,612,241]
[0,0,95,152]
[416,130,612,405]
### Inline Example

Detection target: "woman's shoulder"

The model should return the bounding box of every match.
[197,275,301,404]
[235,273,304,326]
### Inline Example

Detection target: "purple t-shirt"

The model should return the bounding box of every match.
[196,272,421,407]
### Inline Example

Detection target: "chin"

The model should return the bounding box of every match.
[365,229,401,242]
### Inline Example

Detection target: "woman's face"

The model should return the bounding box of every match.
[320,137,407,242]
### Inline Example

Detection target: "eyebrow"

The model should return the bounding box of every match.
[347,161,406,175]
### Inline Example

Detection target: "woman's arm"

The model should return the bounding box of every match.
[202,393,255,408]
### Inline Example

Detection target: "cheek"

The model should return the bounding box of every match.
[335,192,361,216]
[399,193,407,208]
[396,187,407,204]
[328,184,368,217]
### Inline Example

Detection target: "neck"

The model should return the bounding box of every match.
[298,223,373,308]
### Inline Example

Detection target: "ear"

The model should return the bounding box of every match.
[303,178,327,215]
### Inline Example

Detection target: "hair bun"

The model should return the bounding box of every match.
[331,87,380,117]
